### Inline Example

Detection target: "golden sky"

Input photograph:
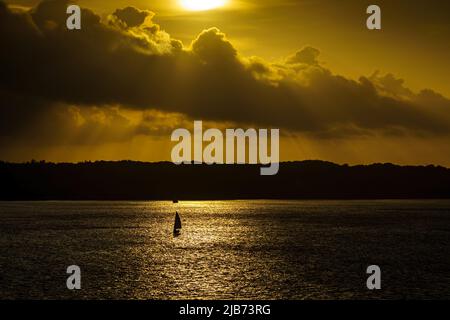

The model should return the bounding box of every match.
[1,0,450,165]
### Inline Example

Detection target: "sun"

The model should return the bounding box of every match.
[180,0,228,11]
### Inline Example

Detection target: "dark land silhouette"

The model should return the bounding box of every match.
[0,160,449,200]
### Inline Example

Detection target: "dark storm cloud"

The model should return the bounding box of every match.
[1,0,450,146]
[287,46,320,66]
[112,6,153,28]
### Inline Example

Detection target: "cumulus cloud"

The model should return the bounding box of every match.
[112,6,154,28]
[287,46,321,66]
[191,27,238,63]
[0,0,449,154]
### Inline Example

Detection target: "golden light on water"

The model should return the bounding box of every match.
[180,0,228,11]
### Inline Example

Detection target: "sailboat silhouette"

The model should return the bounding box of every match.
[173,211,182,236]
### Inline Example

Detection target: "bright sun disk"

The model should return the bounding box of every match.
[180,0,227,11]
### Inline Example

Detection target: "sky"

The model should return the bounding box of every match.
[1,0,450,165]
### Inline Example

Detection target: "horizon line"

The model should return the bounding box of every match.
[1,159,449,169]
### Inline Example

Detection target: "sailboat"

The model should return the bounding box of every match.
[173,211,182,236]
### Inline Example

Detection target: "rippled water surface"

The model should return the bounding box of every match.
[1,200,449,299]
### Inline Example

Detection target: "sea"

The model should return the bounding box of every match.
[0,200,449,299]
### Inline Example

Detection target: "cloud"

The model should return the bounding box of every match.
[191,27,238,63]
[287,46,321,66]
[112,6,154,28]
[0,0,450,154]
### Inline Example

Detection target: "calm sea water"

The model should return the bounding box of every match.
[0,200,449,300]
